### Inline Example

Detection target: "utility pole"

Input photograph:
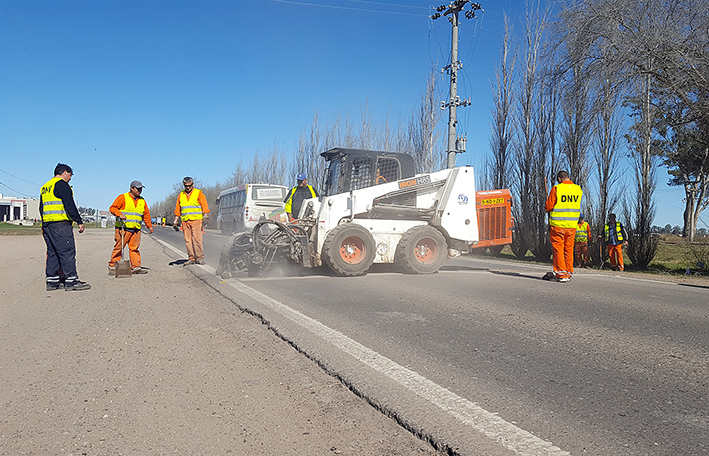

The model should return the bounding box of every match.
[432,1,482,169]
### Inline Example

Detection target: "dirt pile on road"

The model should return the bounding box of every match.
[0,230,442,456]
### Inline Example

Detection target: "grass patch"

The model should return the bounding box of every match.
[475,236,708,277]
[0,222,42,235]
[0,221,110,235]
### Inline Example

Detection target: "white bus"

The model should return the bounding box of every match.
[216,183,288,235]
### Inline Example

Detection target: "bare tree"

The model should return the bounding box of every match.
[486,13,516,190]
[589,76,624,260]
[409,67,443,173]
[511,0,552,260]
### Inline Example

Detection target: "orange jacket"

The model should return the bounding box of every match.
[110,193,154,230]
[174,189,210,217]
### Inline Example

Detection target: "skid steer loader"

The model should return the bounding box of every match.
[217,148,512,278]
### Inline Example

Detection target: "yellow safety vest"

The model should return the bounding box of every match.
[116,193,146,229]
[179,189,204,221]
[575,221,589,243]
[549,182,583,229]
[604,222,624,243]
[40,177,71,222]
[284,185,317,214]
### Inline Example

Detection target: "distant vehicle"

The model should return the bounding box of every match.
[216,183,288,235]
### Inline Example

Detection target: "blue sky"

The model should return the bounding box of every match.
[0,0,692,227]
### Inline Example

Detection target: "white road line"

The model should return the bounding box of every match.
[153,237,216,274]
[228,279,571,456]
[154,235,570,454]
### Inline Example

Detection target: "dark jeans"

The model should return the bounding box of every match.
[43,221,78,283]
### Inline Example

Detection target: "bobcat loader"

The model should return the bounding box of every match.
[217,148,512,277]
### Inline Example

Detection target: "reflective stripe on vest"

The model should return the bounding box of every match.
[179,189,204,221]
[40,177,71,222]
[604,222,624,243]
[575,221,589,243]
[115,193,146,229]
[549,182,583,229]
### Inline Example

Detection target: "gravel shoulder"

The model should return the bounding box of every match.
[0,229,443,456]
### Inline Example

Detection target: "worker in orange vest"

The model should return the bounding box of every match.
[574,214,591,268]
[544,170,583,282]
[108,180,154,275]
[173,177,210,265]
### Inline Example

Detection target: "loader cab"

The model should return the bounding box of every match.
[320,148,415,197]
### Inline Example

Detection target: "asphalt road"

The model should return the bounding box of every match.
[154,226,709,456]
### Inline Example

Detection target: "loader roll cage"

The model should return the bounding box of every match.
[321,148,416,197]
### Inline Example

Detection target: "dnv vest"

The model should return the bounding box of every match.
[575,221,589,243]
[179,189,204,221]
[604,222,624,243]
[549,182,583,229]
[116,193,146,229]
[40,177,71,222]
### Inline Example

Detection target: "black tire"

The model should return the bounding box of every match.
[322,223,376,276]
[395,225,447,274]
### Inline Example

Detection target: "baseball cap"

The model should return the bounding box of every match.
[579,213,584,218]
[130,180,144,188]
[296,173,307,181]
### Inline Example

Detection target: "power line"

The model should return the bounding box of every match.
[0,168,41,186]
[271,0,423,17]
[0,181,35,198]
[349,0,428,10]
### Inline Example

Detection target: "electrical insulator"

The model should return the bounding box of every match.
[456,135,467,153]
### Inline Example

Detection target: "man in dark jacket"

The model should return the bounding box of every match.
[284,173,318,221]
[39,163,91,291]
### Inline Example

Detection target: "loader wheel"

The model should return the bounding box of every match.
[322,223,376,276]
[396,225,447,274]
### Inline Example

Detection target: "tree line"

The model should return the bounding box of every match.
[487,0,708,268]
[152,0,708,270]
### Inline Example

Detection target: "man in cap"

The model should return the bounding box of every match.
[108,180,154,274]
[173,177,210,265]
[284,172,318,221]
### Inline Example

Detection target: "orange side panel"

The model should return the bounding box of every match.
[473,189,513,249]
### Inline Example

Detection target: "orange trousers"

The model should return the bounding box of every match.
[182,219,204,261]
[550,226,576,279]
[607,244,624,270]
[109,228,142,268]
[574,242,589,266]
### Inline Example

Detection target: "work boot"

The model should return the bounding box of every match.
[558,277,571,283]
[108,266,116,276]
[46,282,64,291]
[132,267,149,274]
[183,259,196,265]
[196,259,206,265]
[65,281,91,291]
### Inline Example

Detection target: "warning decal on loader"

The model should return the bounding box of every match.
[480,197,505,206]
[398,175,431,189]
